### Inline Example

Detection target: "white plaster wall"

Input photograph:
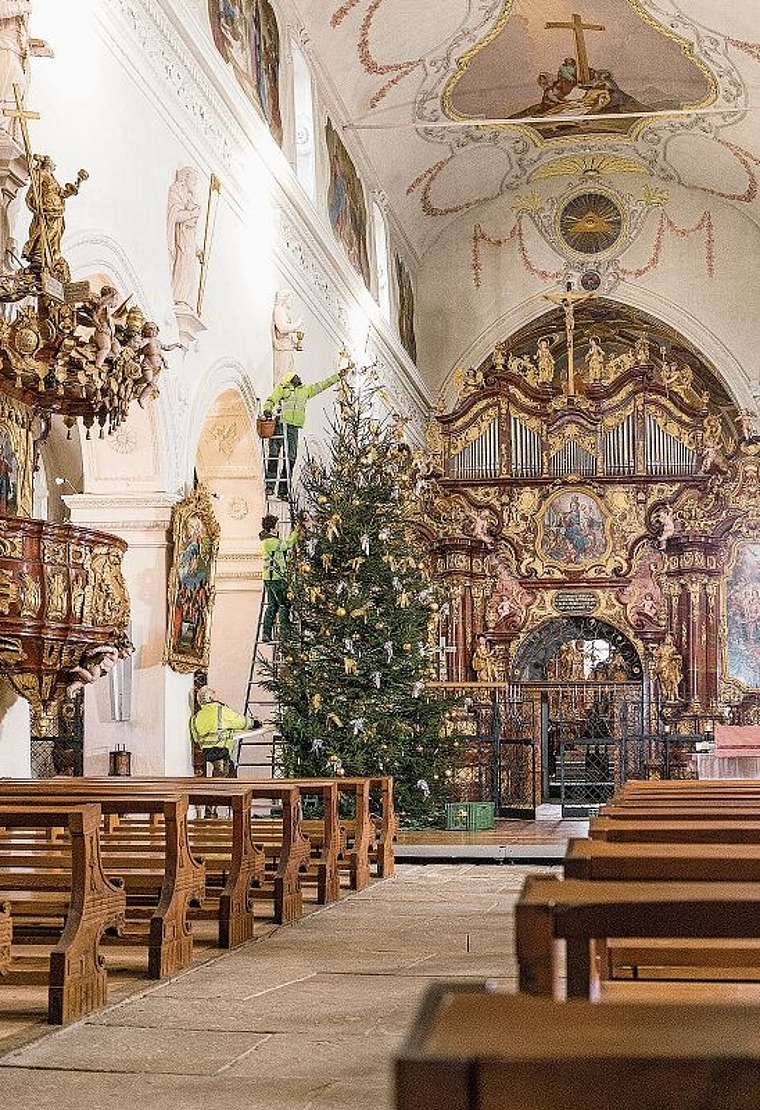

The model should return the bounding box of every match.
[19,0,429,770]
[415,176,760,407]
[0,682,31,778]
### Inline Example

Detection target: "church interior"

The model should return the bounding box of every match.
[0,1,759,1107]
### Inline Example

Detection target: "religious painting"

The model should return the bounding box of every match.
[727,543,760,691]
[207,0,283,146]
[444,0,715,140]
[539,490,608,568]
[165,485,220,674]
[326,118,370,289]
[394,252,417,363]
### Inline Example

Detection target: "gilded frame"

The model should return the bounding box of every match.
[537,487,611,571]
[165,485,220,674]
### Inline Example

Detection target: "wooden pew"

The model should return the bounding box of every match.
[590,816,760,843]
[516,873,760,999]
[143,778,307,924]
[0,803,125,1023]
[396,983,760,1110]
[23,777,305,929]
[0,783,204,978]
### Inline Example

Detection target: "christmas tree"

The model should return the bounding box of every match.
[270,366,456,825]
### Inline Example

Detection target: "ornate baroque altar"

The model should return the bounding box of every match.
[421,299,760,812]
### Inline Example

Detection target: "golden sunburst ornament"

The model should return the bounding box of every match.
[558,192,624,255]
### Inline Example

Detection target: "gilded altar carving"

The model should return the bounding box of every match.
[89,546,129,627]
[18,569,41,617]
[449,402,500,458]
[547,424,596,457]
[425,300,756,735]
[44,565,68,620]
[0,568,18,615]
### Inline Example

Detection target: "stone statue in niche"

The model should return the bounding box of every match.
[166,166,206,347]
[271,289,303,386]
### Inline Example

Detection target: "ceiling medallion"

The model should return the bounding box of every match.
[557,190,624,256]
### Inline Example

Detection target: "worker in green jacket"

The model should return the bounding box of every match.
[189,685,260,777]
[264,369,341,498]
[260,514,299,643]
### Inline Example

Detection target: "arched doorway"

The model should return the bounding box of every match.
[512,617,644,814]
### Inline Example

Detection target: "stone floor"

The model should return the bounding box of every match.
[0,863,545,1110]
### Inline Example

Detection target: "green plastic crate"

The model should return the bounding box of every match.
[445,802,496,831]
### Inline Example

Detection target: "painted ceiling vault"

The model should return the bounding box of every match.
[295,0,760,259]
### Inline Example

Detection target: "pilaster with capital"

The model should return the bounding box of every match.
[63,492,193,775]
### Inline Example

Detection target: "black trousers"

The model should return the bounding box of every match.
[265,420,299,497]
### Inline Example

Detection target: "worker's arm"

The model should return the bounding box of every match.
[220,705,252,732]
[264,381,288,412]
[283,527,300,551]
[301,372,340,400]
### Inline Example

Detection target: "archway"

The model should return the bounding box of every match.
[512,617,644,813]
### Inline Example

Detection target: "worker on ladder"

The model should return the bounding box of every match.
[260,514,299,643]
[263,368,343,500]
[189,685,260,778]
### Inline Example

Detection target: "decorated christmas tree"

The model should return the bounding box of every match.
[271,366,456,825]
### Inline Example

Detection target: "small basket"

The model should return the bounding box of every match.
[257,415,276,439]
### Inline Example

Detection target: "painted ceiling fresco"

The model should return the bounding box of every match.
[445,1,714,139]
[294,1,758,257]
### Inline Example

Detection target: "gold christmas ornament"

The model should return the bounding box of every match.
[311,692,322,711]
[343,656,357,674]
[336,606,347,617]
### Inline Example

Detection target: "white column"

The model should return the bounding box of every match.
[0,679,31,777]
[64,494,193,777]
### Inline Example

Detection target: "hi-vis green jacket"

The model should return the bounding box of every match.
[189,701,254,754]
[261,529,298,581]
[265,372,340,428]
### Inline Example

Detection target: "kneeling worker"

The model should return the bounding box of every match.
[190,685,260,777]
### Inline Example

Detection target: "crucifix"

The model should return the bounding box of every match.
[3,82,52,272]
[545,12,606,85]
[543,283,595,396]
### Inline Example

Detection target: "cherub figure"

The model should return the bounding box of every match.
[66,643,121,698]
[136,321,183,405]
[90,285,120,369]
[653,503,676,551]
[470,508,495,548]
